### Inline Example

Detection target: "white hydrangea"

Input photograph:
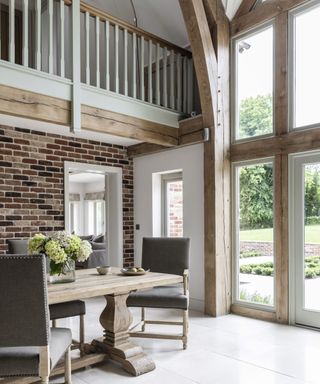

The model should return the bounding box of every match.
[77,240,92,262]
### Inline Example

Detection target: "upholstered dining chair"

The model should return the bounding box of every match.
[0,254,72,383]
[127,237,190,349]
[7,238,86,356]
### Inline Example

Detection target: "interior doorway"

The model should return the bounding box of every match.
[290,151,320,327]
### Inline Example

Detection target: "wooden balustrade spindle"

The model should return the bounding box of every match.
[170,49,175,109]
[183,56,187,113]
[105,20,110,91]
[148,39,153,103]
[163,47,168,108]
[96,16,100,88]
[177,53,182,112]
[48,0,53,74]
[124,28,128,96]
[115,24,119,93]
[132,32,137,99]
[187,58,194,114]
[23,0,28,66]
[9,0,15,63]
[155,43,160,105]
[60,0,65,77]
[85,12,90,84]
[36,0,41,70]
[140,36,145,101]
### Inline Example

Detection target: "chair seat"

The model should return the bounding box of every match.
[0,327,72,377]
[50,300,86,320]
[127,284,188,310]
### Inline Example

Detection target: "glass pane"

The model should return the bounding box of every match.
[235,26,273,140]
[166,180,183,237]
[294,5,320,128]
[95,201,105,235]
[237,162,274,306]
[304,164,320,311]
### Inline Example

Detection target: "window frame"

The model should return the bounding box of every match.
[289,0,320,132]
[231,20,276,144]
[161,172,183,237]
[232,157,276,311]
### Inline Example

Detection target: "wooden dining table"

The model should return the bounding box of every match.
[47,267,183,377]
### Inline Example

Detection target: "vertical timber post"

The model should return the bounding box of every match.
[72,0,81,132]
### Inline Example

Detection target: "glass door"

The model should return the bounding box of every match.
[291,152,320,327]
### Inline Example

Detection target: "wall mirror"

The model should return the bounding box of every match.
[64,161,123,267]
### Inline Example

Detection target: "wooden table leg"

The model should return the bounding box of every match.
[92,293,156,376]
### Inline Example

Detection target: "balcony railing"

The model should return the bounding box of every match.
[0,0,195,129]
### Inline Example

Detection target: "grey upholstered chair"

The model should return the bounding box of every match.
[0,254,72,383]
[127,237,190,349]
[7,238,86,356]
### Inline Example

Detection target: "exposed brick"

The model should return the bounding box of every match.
[0,126,133,265]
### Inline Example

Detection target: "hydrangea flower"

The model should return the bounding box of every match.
[77,240,92,262]
[28,233,47,254]
[45,240,67,264]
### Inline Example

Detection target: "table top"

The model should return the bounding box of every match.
[48,267,183,304]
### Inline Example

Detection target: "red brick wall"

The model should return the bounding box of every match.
[168,180,183,237]
[0,125,134,266]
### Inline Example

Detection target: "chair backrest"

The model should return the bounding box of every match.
[142,237,190,276]
[0,254,49,347]
[7,239,28,254]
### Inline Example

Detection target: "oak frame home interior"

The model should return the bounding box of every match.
[1,0,320,383]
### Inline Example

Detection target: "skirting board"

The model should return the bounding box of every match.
[189,297,204,312]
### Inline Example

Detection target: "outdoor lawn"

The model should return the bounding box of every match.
[240,225,320,243]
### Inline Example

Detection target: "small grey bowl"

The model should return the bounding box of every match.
[96,266,111,275]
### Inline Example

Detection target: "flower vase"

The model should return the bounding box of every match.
[50,259,76,284]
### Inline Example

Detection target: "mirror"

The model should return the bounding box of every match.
[64,161,123,267]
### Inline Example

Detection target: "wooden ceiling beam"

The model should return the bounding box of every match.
[231,0,310,36]
[179,0,231,317]
[233,0,258,19]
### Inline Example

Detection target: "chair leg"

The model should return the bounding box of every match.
[40,378,49,384]
[182,310,188,350]
[52,319,57,328]
[141,307,145,332]
[64,346,72,384]
[79,314,85,357]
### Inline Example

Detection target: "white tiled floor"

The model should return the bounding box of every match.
[53,298,320,384]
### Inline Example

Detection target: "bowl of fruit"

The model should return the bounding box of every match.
[120,267,149,276]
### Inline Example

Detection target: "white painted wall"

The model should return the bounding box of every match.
[134,144,204,311]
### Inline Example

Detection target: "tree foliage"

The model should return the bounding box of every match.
[240,164,273,230]
[239,94,273,139]
[305,168,320,218]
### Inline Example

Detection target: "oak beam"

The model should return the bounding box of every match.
[179,0,230,317]
[81,105,179,147]
[230,127,320,161]
[231,0,310,36]
[233,0,258,19]
[0,84,71,125]
[127,143,167,158]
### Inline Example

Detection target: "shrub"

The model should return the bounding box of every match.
[252,266,263,275]
[240,290,272,305]
[240,250,261,258]
[240,265,253,274]
[305,268,317,279]
[261,267,273,276]
[305,216,320,225]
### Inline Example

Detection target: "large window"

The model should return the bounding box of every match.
[162,173,183,237]
[291,3,320,129]
[234,24,274,141]
[233,160,274,307]
[87,200,105,236]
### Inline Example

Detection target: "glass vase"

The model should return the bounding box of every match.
[50,259,76,284]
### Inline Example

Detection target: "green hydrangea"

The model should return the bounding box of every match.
[65,235,81,259]
[77,240,92,262]
[28,233,47,254]
[45,240,67,264]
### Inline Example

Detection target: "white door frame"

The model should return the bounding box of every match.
[64,161,123,267]
[289,150,320,327]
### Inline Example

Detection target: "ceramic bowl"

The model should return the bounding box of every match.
[96,266,111,275]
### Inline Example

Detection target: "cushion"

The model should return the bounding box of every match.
[0,327,72,377]
[91,242,106,250]
[80,235,94,241]
[50,300,86,320]
[127,284,188,310]
[92,234,104,243]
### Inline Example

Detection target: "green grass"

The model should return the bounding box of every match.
[240,225,320,243]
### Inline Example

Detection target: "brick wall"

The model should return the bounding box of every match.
[168,180,183,237]
[0,125,134,266]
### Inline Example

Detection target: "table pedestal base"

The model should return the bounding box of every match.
[90,292,156,376]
